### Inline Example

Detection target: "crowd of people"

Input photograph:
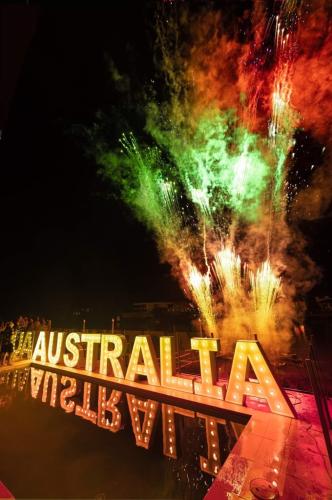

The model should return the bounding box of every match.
[0,316,51,367]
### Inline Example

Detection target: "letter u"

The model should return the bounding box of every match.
[48,332,64,364]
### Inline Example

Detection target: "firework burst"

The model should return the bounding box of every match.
[95,0,328,359]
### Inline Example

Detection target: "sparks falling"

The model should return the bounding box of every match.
[187,264,216,336]
[213,247,242,299]
[250,261,281,330]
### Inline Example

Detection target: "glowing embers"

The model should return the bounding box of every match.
[162,404,195,458]
[125,335,160,386]
[75,382,97,424]
[160,337,193,392]
[100,334,127,378]
[225,340,295,418]
[98,387,122,432]
[191,338,225,399]
[60,376,77,413]
[127,394,159,449]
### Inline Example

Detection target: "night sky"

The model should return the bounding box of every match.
[0,3,184,327]
[0,2,331,328]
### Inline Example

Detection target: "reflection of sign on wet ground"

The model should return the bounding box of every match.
[0,367,29,392]
[0,368,29,409]
[30,366,245,477]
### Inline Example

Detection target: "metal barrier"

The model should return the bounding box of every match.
[305,336,332,464]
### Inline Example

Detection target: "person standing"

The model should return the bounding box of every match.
[0,322,14,366]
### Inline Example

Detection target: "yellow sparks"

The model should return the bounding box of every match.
[188,264,216,336]
[250,260,281,318]
[213,246,242,298]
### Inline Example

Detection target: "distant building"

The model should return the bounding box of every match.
[314,296,332,313]
[119,301,195,331]
[132,301,190,313]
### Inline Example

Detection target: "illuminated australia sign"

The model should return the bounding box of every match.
[32,331,296,418]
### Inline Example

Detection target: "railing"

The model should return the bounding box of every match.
[305,335,332,464]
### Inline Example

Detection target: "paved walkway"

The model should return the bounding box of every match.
[205,389,332,499]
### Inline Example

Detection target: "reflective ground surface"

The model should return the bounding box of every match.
[0,368,244,499]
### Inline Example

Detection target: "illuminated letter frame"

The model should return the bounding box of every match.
[225,340,296,418]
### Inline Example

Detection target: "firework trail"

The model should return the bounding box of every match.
[95,0,330,358]
[213,246,242,300]
[250,261,281,330]
[187,263,216,336]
